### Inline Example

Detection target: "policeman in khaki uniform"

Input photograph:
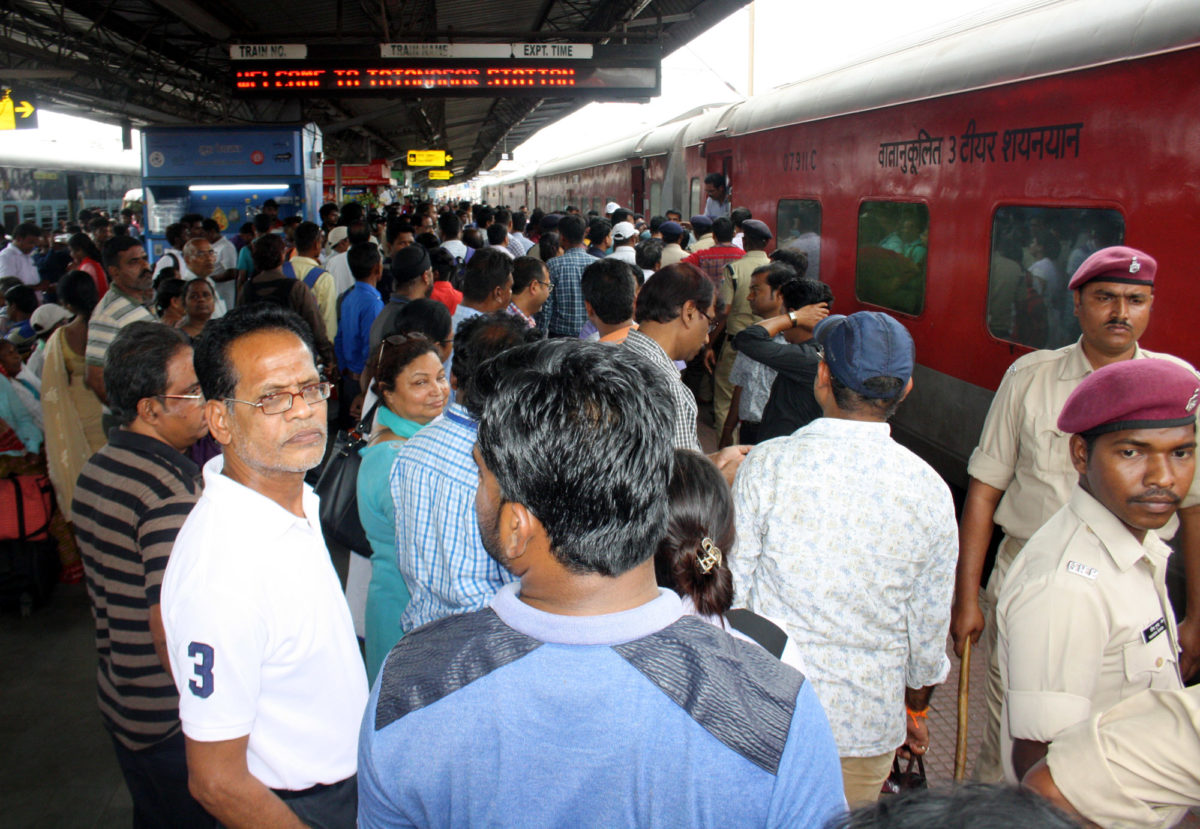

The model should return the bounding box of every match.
[951,246,1200,782]
[712,219,772,430]
[997,358,1198,787]
[1027,684,1200,829]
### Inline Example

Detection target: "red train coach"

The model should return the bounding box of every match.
[492,0,1200,485]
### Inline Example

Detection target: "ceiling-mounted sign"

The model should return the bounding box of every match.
[428,170,452,180]
[407,150,451,166]
[381,43,511,59]
[230,44,308,60]
[0,89,37,130]
[511,43,593,60]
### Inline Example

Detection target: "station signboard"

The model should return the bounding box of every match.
[428,170,452,180]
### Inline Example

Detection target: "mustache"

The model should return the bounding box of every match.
[1105,318,1131,328]
[1130,488,1181,504]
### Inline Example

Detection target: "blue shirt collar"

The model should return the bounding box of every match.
[490,582,683,645]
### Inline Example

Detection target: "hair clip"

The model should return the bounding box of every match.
[698,537,723,574]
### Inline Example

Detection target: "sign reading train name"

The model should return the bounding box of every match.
[229,44,660,100]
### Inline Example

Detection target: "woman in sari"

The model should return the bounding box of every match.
[67,233,108,298]
[41,271,106,532]
[357,332,450,682]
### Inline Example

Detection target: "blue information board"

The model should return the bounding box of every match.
[142,127,305,179]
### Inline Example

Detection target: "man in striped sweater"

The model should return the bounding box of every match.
[72,321,213,828]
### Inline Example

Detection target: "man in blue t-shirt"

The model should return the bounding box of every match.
[358,339,846,828]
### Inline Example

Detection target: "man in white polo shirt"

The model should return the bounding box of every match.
[162,304,367,828]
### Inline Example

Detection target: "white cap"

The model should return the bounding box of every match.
[605,201,620,215]
[327,226,349,247]
[612,221,638,242]
[30,303,73,334]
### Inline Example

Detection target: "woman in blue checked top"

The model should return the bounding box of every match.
[357,332,450,682]
[655,449,808,673]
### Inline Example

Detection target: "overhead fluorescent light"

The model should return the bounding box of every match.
[187,184,290,192]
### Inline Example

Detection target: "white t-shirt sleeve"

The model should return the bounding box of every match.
[167,587,268,742]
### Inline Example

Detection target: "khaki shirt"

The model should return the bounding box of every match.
[660,243,686,268]
[1047,686,1197,829]
[998,486,1183,783]
[720,250,770,338]
[967,339,1200,547]
[689,233,715,253]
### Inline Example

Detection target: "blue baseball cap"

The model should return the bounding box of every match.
[814,312,914,398]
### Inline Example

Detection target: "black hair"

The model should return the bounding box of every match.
[538,232,561,261]
[775,274,833,312]
[511,212,527,232]
[587,218,612,245]
[474,206,495,228]
[416,232,440,250]
[57,270,99,318]
[386,220,415,246]
[201,218,221,234]
[253,214,273,235]
[474,339,672,576]
[581,259,637,324]
[347,242,381,281]
[655,449,735,617]
[392,245,432,288]
[102,235,143,270]
[528,208,544,232]
[494,209,512,227]
[611,208,633,225]
[68,232,102,263]
[831,782,1080,829]
[635,263,716,324]
[769,247,809,277]
[347,222,371,246]
[428,247,456,282]
[557,214,586,245]
[13,222,40,240]
[239,222,254,235]
[830,373,905,420]
[251,233,286,272]
[730,207,752,229]
[261,199,278,210]
[294,221,322,254]
[649,215,666,232]
[461,247,513,303]
[462,228,484,250]
[635,238,663,272]
[374,332,443,399]
[4,285,38,315]
[89,216,112,231]
[319,202,339,221]
[104,321,190,426]
[340,202,364,225]
[512,256,547,295]
[154,277,186,316]
[193,304,315,402]
[711,217,734,244]
[184,278,214,302]
[486,223,508,246]
[164,222,187,249]
[453,312,533,411]
[704,172,726,189]
[438,211,461,239]
[391,298,452,343]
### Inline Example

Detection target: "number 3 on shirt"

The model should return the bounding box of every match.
[187,642,214,698]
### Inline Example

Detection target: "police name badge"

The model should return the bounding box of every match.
[1066,560,1098,580]
[1142,617,1167,644]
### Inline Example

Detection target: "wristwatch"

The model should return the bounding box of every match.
[787,310,800,328]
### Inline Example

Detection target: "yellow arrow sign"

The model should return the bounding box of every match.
[0,89,37,130]
[15,100,34,118]
[407,150,451,167]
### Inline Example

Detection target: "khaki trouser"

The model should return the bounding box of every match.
[840,752,895,807]
[713,338,738,433]
[973,534,1024,784]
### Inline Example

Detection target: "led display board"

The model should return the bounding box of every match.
[230,44,661,99]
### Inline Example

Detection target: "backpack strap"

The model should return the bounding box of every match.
[724,608,788,659]
[302,265,327,290]
[281,260,296,280]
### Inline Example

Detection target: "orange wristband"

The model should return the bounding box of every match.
[906,707,929,728]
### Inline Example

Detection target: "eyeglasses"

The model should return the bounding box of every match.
[225,382,331,415]
[538,280,554,293]
[156,392,205,405]
[189,250,217,258]
[697,308,717,333]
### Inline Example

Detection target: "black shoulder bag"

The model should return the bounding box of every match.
[313,401,379,553]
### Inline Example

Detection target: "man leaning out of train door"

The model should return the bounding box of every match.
[952,246,1200,783]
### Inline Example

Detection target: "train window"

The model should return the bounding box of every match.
[855,201,929,316]
[649,181,662,218]
[986,206,1124,349]
[689,178,701,219]
[776,200,823,281]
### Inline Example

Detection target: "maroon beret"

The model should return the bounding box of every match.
[1068,245,1156,291]
[1058,359,1200,436]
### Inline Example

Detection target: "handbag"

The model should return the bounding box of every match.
[313,402,378,553]
[881,754,927,795]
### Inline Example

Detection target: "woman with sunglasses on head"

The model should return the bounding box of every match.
[656,448,807,673]
[358,332,451,682]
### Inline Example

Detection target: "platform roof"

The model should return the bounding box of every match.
[2,0,750,184]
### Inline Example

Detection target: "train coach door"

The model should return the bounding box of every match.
[707,152,733,214]
[631,165,645,216]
